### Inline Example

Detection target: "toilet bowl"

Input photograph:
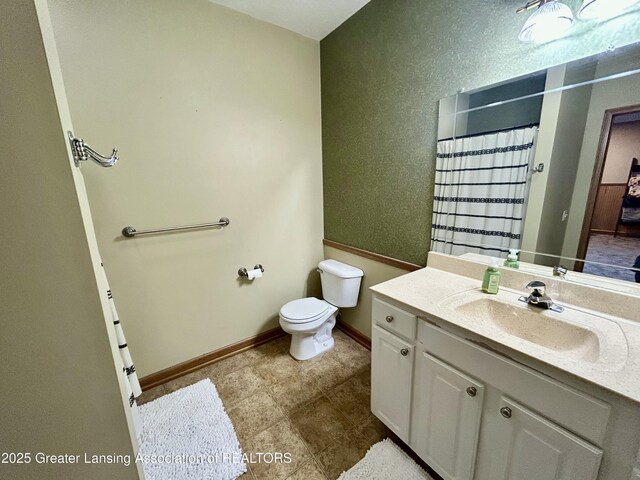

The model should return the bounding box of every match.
[279,259,364,361]
[279,297,338,360]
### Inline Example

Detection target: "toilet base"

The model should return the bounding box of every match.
[288,315,337,361]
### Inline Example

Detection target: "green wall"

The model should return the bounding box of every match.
[320,0,640,265]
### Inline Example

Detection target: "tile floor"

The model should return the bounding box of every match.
[137,330,393,480]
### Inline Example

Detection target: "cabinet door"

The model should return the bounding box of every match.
[411,352,485,480]
[489,397,602,480]
[371,324,415,442]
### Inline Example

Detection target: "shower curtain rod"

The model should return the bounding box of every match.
[439,123,539,142]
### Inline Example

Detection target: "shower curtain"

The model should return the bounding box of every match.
[100,265,143,439]
[430,126,537,257]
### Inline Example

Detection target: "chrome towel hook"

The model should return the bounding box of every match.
[531,163,545,174]
[68,131,118,167]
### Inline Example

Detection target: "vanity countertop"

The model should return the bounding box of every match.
[370,264,640,404]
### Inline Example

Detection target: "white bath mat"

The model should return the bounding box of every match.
[338,439,433,480]
[138,379,246,480]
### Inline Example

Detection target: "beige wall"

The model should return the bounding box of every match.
[0,1,137,478]
[562,54,640,261]
[48,0,324,376]
[602,121,640,184]
[521,63,596,265]
[533,65,595,266]
[437,93,469,140]
[520,66,565,263]
[324,246,408,338]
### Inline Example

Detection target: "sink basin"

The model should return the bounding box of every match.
[441,289,628,369]
[452,297,600,361]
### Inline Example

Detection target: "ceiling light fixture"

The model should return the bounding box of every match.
[518,0,575,43]
[578,0,640,19]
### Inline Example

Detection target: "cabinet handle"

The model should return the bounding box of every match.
[400,348,409,356]
[500,406,512,419]
[386,315,394,323]
[466,386,477,397]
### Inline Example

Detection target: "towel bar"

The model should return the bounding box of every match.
[122,217,230,238]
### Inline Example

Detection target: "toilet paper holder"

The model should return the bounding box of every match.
[238,264,264,278]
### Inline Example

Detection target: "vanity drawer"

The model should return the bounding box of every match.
[373,298,417,341]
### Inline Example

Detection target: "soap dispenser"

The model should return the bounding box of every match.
[504,249,520,269]
[482,258,501,294]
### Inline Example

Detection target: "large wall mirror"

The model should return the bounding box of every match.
[434,43,640,291]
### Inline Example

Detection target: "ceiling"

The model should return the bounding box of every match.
[208,0,373,40]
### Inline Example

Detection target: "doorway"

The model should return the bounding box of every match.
[577,105,640,282]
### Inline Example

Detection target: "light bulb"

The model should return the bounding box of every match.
[519,0,574,43]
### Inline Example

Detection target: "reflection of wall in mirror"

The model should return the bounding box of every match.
[562,53,640,266]
[438,94,469,140]
[466,75,545,137]
[521,63,596,266]
[519,65,567,264]
[457,50,640,272]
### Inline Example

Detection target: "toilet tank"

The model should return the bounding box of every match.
[318,259,364,308]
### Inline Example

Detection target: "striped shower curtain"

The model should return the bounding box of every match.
[430,126,537,257]
[71,163,142,439]
[100,266,143,439]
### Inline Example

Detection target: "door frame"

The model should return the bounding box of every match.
[575,104,640,271]
[33,0,143,473]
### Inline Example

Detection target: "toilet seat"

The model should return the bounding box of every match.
[279,259,363,361]
[280,298,332,324]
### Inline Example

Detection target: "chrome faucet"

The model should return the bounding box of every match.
[553,265,568,279]
[525,281,554,309]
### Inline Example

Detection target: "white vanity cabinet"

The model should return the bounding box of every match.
[411,352,484,480]
[371,325,414,442]
[371,298,418,443]
[371,295,612,480]
[488,397,602,480]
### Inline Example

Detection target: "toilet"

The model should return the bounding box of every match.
[279,259,364,360]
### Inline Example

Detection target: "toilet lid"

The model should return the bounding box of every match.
[280,298,331,322]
